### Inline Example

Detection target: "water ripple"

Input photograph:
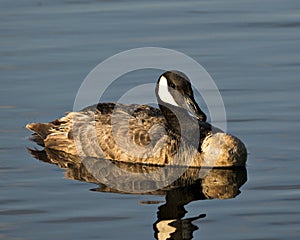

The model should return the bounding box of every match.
[41,216,130,223]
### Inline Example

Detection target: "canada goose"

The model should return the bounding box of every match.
[26,71,247,167]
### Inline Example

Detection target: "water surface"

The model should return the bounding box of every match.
[1,0,300,239]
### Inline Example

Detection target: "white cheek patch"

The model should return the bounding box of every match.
[158,76,178,107]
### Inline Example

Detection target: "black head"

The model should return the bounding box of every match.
[155,71,207,122]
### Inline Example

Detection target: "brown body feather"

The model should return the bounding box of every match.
[27,103,182,165]
[27,102,247,167]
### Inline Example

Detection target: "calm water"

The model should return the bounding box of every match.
[1,0,300,239]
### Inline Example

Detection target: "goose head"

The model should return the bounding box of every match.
[155,71,207,122]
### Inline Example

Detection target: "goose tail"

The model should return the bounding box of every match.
[26,122,52,138]
[26,122,54,147]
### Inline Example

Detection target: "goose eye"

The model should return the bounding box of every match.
[169,83,175,88]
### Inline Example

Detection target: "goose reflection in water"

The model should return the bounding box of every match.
[27,148,247,240]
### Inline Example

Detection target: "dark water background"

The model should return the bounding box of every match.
[1,0,300,239]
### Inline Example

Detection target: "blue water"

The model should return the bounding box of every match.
[1,0,300,239]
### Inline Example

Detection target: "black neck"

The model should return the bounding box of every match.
[158,102,215,151]
[158,103,200,147]
[159,104,181,132]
